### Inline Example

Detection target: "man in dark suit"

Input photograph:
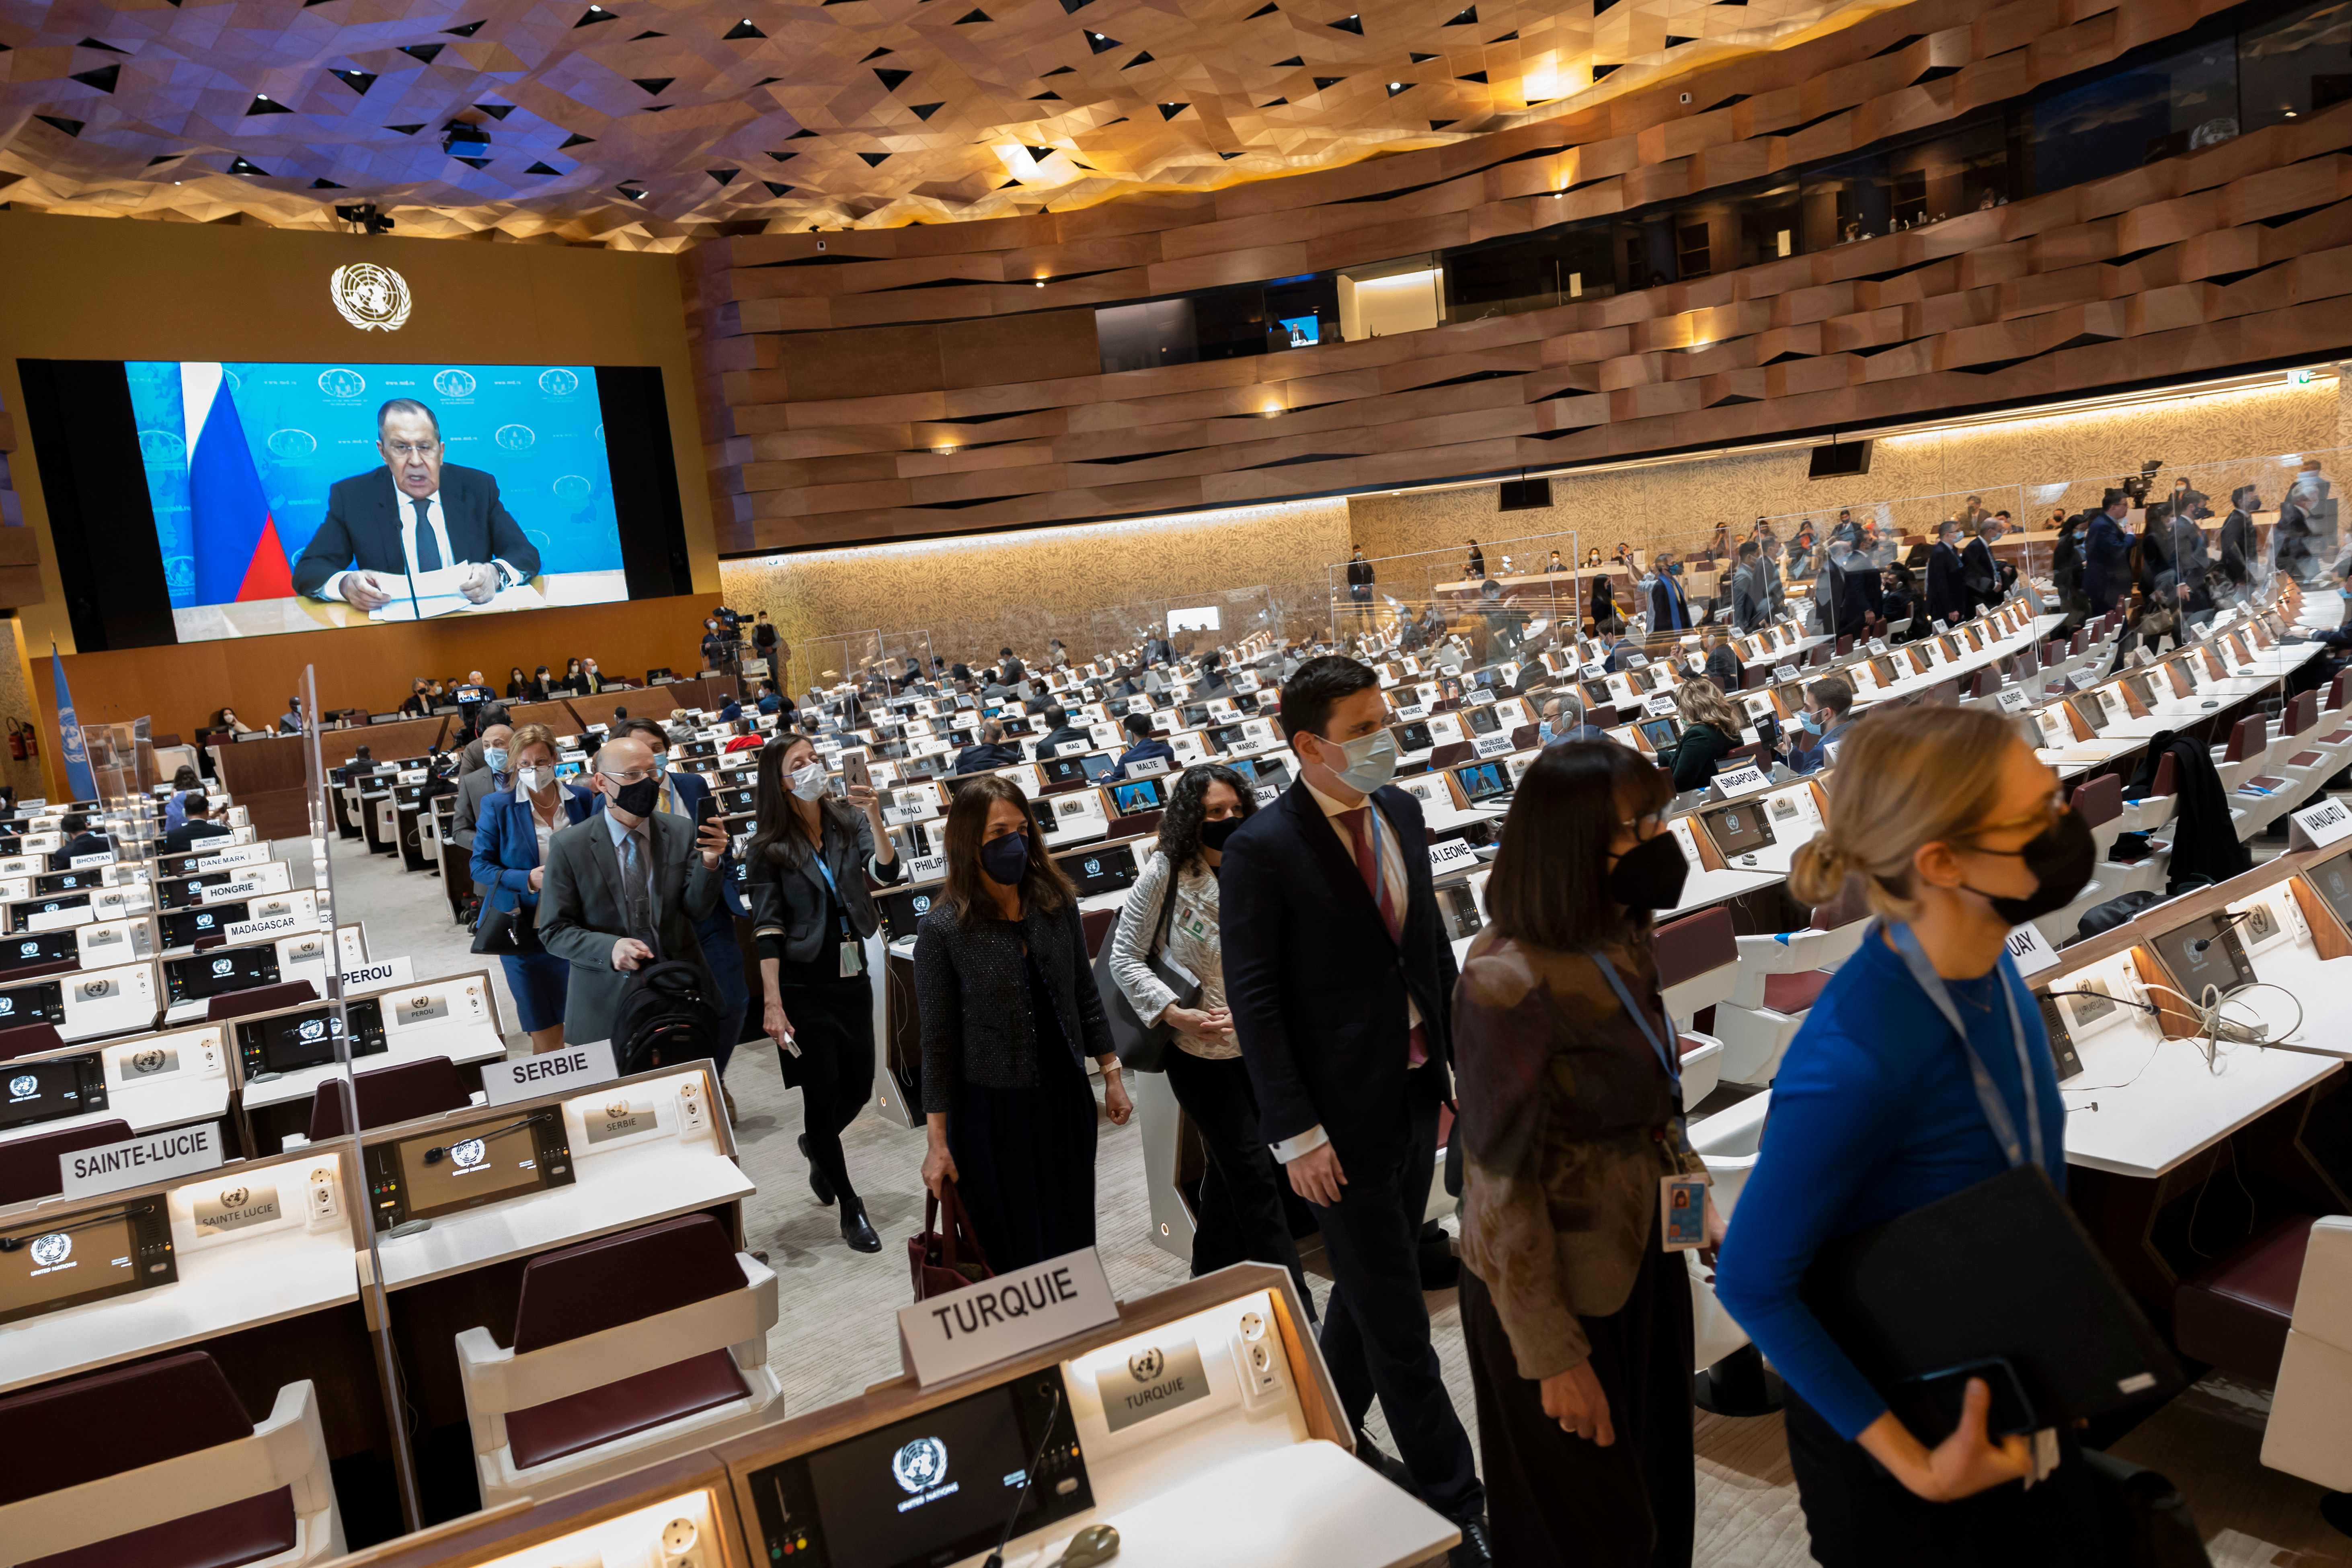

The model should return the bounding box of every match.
[292,399,542,608]
[161,794,234,854]
[450,721,514,903]
[537,734,729,1049]
[1820,541,1882,637]
[953,719,1024,776]
[579,658,612,695]
[1961,517,2009,614]
[1925,520,1970,625]
[1104,712,1177,780]
[1029,705,1091,760]
[1730,540,1766,632]
[1646,552,1693,633]
[1221,655,1489,1565]
[996,646,1026,688]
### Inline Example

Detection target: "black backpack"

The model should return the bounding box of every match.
[609,960,724,1076]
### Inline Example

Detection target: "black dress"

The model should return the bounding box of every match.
[769,880,875,1208]
[947,944,1098,1273]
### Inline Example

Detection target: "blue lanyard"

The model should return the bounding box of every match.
[1588,948,1682,1101]
[1884,920,2044,1171]
[811,849,852,938]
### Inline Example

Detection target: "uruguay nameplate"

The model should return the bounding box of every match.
[2004,922,2060,977]
[481,1038,617,1106]
[899,1246,1119,1387]
[60,1123,224,1199]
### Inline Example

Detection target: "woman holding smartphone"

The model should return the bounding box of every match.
[915,775,1131,1270]
[746,732,901,1252]
[1714,706,2098,1563]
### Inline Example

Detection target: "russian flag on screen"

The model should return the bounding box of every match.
[181,363,296,605]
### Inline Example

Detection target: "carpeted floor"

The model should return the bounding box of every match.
[319,830,2352,1566]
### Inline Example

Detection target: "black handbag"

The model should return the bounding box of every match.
[1092,867,1197,1074]
[471,895,542,956]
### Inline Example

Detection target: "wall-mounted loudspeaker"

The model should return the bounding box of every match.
[1498,478,1553,511]
[1808,441,1872,478]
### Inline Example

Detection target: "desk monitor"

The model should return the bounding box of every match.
[159,902,246,948]
[747,1368,1090,1568]
[0,978,68,1030]
[11,893,90,931]
[35,868,110,897]
[1077,753,1116,784]
[1179,703,1211,729]
[1700,800,1776,858]
[2124,672,2159,712]
[1394,721,1435,753]
[0,1051,107,1130]
[1110,778,1165,816]
[163,944,281,1004]
[2147,913,2255,999]
[0,926,81,974]
[235,998,388,1078]
[363,1105,575,1231]
[1041,757,1089,786]
[1454,761,1509,803]
[1209,723,1248,753]
[2311,850,2352,933]
[0,1196,176,1328]
[1057,848,1139,898]
[1463,704,1501,737]
[2067,694,2108,736]
[1250,756,1293,792]
[1637,717,1681,750]
[877,886,940,942]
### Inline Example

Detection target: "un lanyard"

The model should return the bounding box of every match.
[811,849,853,939]
[1884,919,2043,1171]
[1588,948,1682,1101]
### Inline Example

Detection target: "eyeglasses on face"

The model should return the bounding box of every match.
[382,440,441,459]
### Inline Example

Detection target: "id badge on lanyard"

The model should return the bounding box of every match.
[1588,948,1705,1252]
[813,855,862,977]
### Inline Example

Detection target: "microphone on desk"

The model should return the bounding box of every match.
[421,1110,550,1165]
[2188,908,2256,956]
[982,1383,1066,1568]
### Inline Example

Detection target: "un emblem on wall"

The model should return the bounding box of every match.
[537,367,580,397]
[433,369,478,399]
[317,367,368,400]
[330,263,413,332]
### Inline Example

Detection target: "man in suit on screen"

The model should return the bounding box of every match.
[291,398,542,610]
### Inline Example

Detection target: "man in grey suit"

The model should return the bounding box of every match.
[537,735,731,1047]
[450,719,513,901]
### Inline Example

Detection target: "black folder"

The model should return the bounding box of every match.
[1801,1165,2184,1437]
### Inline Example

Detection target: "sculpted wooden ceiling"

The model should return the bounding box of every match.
[0,0,1858,246]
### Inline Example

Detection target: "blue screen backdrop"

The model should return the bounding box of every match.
[124,360,623,609]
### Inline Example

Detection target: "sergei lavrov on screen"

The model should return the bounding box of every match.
[125,361,628,642]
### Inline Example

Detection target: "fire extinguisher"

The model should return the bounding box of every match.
[7,719,34,761]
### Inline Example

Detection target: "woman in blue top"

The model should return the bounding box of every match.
[1712,705,2101,1565]
[470,722,596,1055]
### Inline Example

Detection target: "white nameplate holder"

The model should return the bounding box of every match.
[1773,663,1802,685]
[1642,691,1678,718]
[104,1024,228,1091]
[899,1245,1120,1387]
[2290,796,2352,852]
[189,842,273,873]
[885,790,942,825]
[1710,763,1771,799]
[1428,837,1480,875]
[69,850,117,870]
[25,904,96,933]
[60,1122,224,1199]
[338,954,415,993]
[481,1038,617,1107]
[197,861,296,905]
[374,973,494,1037]
[1472,732,1517,760]
[225,911,305,946]
[1995,687,2030,713]
[2004,922,2061,978]
[904,853,948,884]
[1391,702,1428,724]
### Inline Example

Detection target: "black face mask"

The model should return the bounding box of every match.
[1608,831,1688,911]
[1200,815,1244,852]
[610,775,661,817]
[1960,809,2096,924]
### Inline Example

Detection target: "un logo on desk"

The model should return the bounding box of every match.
[211,957,235,976]
[131,1049,166,1075]
[1129,1346,1164,1382]
[433,369,477,399]
[537,368,580,397]
[892,1436,948,1494]
[28,1233,69,1268]
[6,1073,35,1099]
[316,367,369,400]
[329,264,412,332]
[449,1137,488,1170]
[298,1019,326,1042]
[220,1186,249,1211]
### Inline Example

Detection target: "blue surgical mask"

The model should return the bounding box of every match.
[484,747,508,772]
[1316,727,1398,794]
[1798,711,1822,735]
[1668,562,1684,576]
[1538,720,1556,745]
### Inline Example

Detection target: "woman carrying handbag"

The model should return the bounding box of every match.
[1105,764,1314,1310]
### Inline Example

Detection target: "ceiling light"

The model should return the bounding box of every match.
[1388,81,1401,90]
[1035,279,1046,287]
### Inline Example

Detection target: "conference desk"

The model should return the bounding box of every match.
[214,716,451,841]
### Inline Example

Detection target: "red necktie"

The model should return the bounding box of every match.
[1345,807,1427,1066]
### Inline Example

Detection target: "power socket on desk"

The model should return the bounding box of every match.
[1231,1307,1289,1410]
[306,1168,340,1225]
[676,1079,710,1135]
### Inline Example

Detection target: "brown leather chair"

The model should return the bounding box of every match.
[0,1118,133,1207]
[2175,1215,2319,1385]
[0,1350,341,1568]
[457,1212,780,1504]
[305,1055,470,1141]
[1425,741,1475,772]
[1081,905,1121,960]
[1106,810,1163,839]
[0,1022,66,1060]
[207,980,319,1023]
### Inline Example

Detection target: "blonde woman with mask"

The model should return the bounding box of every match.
[1713,706,2100,1566]
[1659,676,1745,792]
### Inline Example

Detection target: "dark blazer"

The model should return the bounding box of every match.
[1665,722,1738,792]
[1925,541,1968,622]
[1220,781,1458,1160]
[1826,557,1882,636]
[747,809,903,968]
[2084,514,2132,607]
[1730,564,1765,632]
[912,896,1113,1113]
[1647,574,1693,632]
[999,656,1027,687]
[470,784,596,913]
[292,464,542,598]
[536,811,722,1045]
[954,741,1025,776]
[2218,509,2256,585]
[1704,643,1743,693]
[506,679,547,702]
[160,819,232,855]
[1031,724,1091,760]
[1960,536,2003,608]
[588,768,745,926]
[1105,736,1176,781]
